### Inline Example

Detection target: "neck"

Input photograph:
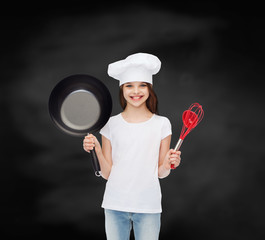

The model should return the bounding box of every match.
[122,104,153,123]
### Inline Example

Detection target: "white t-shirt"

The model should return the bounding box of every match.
[99,113,172,213]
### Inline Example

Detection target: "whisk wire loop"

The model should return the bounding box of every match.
[179,103,204,140]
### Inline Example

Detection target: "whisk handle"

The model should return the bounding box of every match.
[171,139,183,169]
[174,138,183,151]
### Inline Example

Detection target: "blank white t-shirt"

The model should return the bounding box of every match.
[99,113,172,213]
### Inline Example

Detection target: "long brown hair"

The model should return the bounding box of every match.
[119,83,158,114]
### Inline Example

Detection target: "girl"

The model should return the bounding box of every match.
[83,53,181,240]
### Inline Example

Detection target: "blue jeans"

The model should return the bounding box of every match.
[104,209,161,240]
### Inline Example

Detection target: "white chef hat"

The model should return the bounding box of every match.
[107,53,161,86]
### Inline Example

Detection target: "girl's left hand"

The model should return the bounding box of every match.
[164,149,181,170]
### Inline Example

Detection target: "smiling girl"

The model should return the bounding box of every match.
[83,53,181,240]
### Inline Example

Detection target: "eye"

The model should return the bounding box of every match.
[125,84,132,88]
[140,84,147,87]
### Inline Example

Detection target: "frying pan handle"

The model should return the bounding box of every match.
[90,149,101,177]
[171,139,183,169]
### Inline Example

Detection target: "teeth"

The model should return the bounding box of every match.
[131,96,141,99]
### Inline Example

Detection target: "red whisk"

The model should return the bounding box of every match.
[171,103,204,169]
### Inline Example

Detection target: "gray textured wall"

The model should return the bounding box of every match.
[2,2,264,239]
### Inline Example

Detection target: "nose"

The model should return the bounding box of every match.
[133,86,140,94]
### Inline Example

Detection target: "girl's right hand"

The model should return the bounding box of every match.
[83,134,101,153]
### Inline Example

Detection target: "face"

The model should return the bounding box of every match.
[122,82,149,108]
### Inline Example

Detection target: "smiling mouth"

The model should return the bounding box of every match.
[130,96,143,100]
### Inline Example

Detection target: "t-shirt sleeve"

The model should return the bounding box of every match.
[161,117,172,140]
[99,120,111,140]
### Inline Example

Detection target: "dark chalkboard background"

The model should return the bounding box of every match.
[1,2,264,239]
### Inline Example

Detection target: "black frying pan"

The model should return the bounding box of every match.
[48,74,112,177]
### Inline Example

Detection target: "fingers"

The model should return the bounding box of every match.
[168,149,181,156]
[169,149,181,168]
[83,134,95,152]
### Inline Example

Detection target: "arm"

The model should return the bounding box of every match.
[96,135,112,180]
[83,134,112,180]
[158,135,181,179]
